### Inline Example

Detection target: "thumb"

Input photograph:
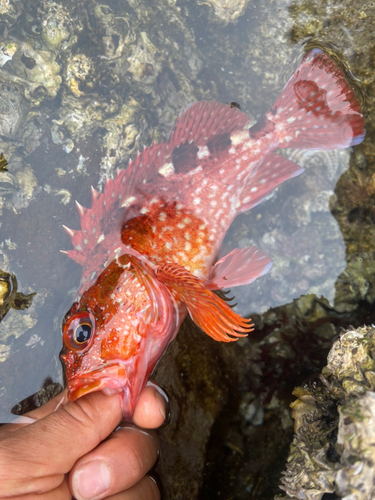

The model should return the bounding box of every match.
[0,391,123,497]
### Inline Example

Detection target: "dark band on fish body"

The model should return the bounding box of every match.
[206,132,232,157]
[171,142,199,174]
[249,115,275,138]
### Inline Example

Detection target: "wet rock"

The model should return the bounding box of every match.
[11,376,62,415]
[279,326,375,500]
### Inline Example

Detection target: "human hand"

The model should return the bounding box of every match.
[0,381,167,499]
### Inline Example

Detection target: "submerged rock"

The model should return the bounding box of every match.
[279,326,375,500]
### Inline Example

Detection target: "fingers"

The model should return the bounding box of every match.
[105,475,160,500]
[70,426,159,500]
[0,389,69,435]
[0,383,167,499]
[132,381,168,429]
[0,391,123,497]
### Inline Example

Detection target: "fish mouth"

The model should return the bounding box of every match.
[68,363,129,402]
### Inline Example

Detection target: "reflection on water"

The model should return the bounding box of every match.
[0,0,373,498]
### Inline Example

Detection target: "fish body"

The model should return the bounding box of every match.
[61,50,365,419]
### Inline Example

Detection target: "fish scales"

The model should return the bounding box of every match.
[60,50,365,418]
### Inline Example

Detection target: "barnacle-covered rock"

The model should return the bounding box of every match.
[127,32,163,87]
[100,97,151,181]
[93,4,133,60]
[0,82,25,138]
[0,269,36,323]
[0,0,22,26]
[197,0,251,24]
[0,268,36,362]
[64,54,94,97]
[11,376,62,415]
[1,40,62,104]
[41,1,73,47]
[334,252,375,313]
[0,170,17,196]
[279,326,375,500]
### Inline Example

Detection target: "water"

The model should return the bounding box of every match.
[0,0,373,498]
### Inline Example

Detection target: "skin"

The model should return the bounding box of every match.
[0,382,166,500]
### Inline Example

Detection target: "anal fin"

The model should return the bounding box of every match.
[156,264,253,342]
[239,152,304,213]
[206,246,272,290]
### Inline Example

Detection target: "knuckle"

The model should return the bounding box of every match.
[125,442,145,483]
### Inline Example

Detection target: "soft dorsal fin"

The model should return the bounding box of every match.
[168,101,251,149]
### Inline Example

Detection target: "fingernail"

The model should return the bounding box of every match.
[73,460,111,500]
[146,380,169,421]
[154,390,166,420]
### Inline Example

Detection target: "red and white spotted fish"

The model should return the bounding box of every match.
[60,49,365,419]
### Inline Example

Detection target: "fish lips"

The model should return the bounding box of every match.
[68,362,129,402]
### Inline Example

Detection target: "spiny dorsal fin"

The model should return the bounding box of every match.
[64,141,168,265]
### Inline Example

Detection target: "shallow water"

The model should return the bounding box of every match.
[0,0,374,498]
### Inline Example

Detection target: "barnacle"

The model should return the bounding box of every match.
[42,2,72,46]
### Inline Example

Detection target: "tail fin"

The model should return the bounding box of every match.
[257,49,365,150]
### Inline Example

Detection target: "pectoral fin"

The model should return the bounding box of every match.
[206,246,272,290]
[156,264,253,342]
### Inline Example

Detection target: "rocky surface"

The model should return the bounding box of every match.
[279,326,375,500]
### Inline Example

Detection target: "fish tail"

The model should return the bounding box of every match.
[257,49,365,150]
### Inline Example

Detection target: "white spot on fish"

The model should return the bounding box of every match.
[230,129,248,146]
[158,162,175,177]
[197,146,210,159]
[140,207,149,214]
[193,198,200,205]
[121,196,136,208]
[97,234,105,244]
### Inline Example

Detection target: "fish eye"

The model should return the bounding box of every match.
[64,312,95,350]
[74,323,92,344]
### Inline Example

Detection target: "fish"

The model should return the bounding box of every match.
[60,49,365,419]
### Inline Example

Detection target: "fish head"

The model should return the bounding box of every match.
[60,253,178,419]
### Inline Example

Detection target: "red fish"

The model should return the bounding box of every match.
[60,50,365,419]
